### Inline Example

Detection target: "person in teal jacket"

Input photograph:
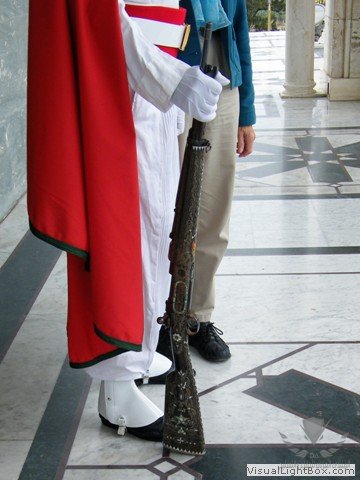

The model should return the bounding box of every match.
[157,0,256,363]
[179,0,256,129]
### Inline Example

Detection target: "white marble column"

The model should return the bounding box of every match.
[324,0,360,100]
[282,0,317,97]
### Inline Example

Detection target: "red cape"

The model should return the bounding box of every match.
[27,0,144,366]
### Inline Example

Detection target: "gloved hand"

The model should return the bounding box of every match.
[176,107,185,136]
[171,66,230,122]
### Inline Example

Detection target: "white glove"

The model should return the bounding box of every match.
[171,66,230,122]
[176,108,185,135]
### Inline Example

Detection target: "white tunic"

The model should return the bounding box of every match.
[86,1,186,380]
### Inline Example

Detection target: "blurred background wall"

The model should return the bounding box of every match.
[0,1,28,221]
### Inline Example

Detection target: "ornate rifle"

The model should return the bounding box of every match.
[158,23,217,456]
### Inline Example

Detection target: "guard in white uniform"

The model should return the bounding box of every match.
[85,1,229,441]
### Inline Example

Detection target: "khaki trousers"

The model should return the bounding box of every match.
[179,87,240,322]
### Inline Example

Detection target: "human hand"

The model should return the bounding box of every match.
[171,66,230,122]
[237,125,256,157]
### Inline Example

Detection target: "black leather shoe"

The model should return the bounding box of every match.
[156,325,173,361]
[189,322,231,362]
[99,414,163,441]
[156,326,197,377]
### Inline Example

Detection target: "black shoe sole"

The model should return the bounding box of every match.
[99,414,163,442]
[189,345,231,362]
[134,368,172,386]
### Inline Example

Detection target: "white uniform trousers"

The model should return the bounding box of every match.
[86,96,180,380]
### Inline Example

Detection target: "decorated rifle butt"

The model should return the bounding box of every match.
[163,320,205,455]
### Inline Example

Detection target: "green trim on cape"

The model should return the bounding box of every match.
[69,347,131,369]
[70,328,142,368]
[30,222,142,368]
[94,324,142,352]
[29,222,89,259]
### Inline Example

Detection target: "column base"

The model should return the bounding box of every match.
[280,81,320,98]
[280,90,327,98]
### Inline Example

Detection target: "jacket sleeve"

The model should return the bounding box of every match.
[233,0,256,126]
[118,0,189,112]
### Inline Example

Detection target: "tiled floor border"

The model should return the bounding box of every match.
[0,231,61,362]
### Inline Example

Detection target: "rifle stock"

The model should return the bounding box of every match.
[158,23,217,455]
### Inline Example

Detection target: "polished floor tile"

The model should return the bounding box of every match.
[0,198,28,268]
[212,274,360,342]
[63,471,159,479]
[0,441,31,480]
[218,253,360,275]
[0,311,67,440]
[263,343,360,393]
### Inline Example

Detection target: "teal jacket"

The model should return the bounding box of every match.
[179,0,256,126]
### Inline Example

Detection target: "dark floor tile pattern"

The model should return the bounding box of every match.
[245,369,360,442]
[18,359,91,480]
[62,445,360,479]
[191,445,360,480]
[0,231,61,361]
[233,194,360,201]
[309,162,352,183]
[336,141,360,155]
[296,137,352,183]
[296,136,334,153]
[237,136,360,184]
[225,246,360,256]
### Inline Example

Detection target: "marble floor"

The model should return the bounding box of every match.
[1,31,360,480]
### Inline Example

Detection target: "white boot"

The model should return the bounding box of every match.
[98,380,163,440]
[137,352,172,385]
